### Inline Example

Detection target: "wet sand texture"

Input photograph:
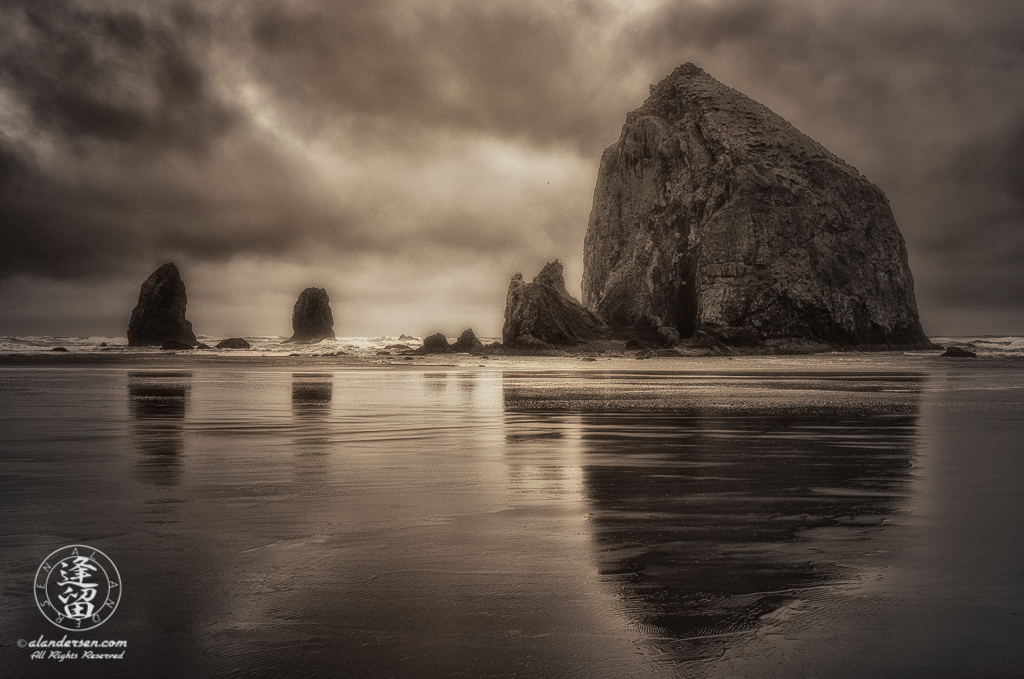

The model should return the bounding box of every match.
[0,360,1021,678]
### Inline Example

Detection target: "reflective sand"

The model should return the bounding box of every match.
[0,358,1022,677]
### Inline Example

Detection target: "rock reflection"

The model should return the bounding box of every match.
[582,412,919,656]
[291,372,333,417]
[291,373,333,458]
[129,371,191,486]
[503,371,924,662]
[422,372,449,393]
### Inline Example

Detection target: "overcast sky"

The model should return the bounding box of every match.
[2,0,1023,338]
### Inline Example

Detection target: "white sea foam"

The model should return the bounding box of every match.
[1,334,1020,358]
[0,334,501,357]
[932,336,1024,357]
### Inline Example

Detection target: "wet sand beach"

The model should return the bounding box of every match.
[1,353,1022,677]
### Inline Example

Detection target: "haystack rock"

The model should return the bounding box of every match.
[582,63,931,348]
[503,260,607,347]
[127,263,197,347]
[288,288,335,343]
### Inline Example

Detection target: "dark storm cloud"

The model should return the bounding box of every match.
[0,145,144,277]
[0,0,236,154]
[0,0,613,287]
[3,0,1024,335]
[0,0,239,280]
[247,0,626,155]
[915,115,1024,307]
[0,132,365,279]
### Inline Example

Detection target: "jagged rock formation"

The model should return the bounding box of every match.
[288,288,335,343]
[503,260,607,347]
[413,329,486,354]
[419,333,450,353]
[582,63,931,347]
[451,328,484,353]
[127,263,198,347]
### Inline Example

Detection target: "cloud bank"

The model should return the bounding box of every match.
[1,0,1023,337]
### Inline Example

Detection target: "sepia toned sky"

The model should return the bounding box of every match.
[2,0,1023,338]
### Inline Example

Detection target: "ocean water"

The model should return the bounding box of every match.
[0,334,464,358]
[0,356,1022,677]
[1,333,1023,358]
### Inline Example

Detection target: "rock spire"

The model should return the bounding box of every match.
[288,287,335,343]
[503,260,607,348]
[127,263,197,346]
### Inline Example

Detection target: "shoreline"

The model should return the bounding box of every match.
[0,347,1008,373]
[1,344,1022,677]
[0,334,951,363]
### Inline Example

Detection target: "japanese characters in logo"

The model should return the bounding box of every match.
[34,545,122,631]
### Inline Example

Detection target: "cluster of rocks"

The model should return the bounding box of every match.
[500,63,939,355]
[124,264,502,357]
[128,65,945,359]
[414,329,489,354]
[126,264,337,350]
[153,338,251,351]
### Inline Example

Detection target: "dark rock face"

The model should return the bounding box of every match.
[657,326,681,347]
[215,338,251,349]
[582,63,931,348]
[127,263,198,347]
[941,346,977,358]
[288,288,335,343]
[452,328,484,353]
[503,260,607,347]
[419,333,450,353]
[160,340,195,351]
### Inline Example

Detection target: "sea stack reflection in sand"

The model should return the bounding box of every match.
[288,287,336,343]
[127,262,198,347]
[582,63,931,349]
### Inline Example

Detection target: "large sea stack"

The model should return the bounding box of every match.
[503,260,607,348]
[582,63,930,348]
[127,263,197,347]
[288,288,335,343]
